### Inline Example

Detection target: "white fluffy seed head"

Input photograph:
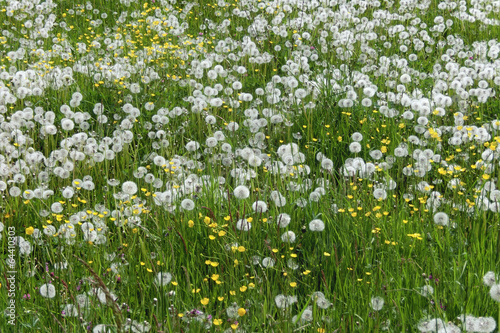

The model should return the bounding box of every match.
[234,185,250,199]
[154,272,172,286]
[236,219,251,231]
[122,181,138,195]
[252,200,268,213]
[181,198,195,211]
[483,271,498,287]
[321,158,334,170]
[349,142,362,153]
[276,213,291,228]
[40,283,56,298]
[490,284,500,302]
[373,188,387,200]
[281,231,296,243]
[309,219,325,231]
[433,212,449,226]
[370,296,384,311]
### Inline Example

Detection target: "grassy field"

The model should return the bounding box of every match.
[1,0,500,332]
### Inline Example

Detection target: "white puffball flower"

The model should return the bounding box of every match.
[490,284,500,302]
[40,283,56,298]
[236,219,252,231]
[301,309,313,322]
[252,200,268,213]
[370,296,384,311]
[349,142,362,153]
[433,212,449,226]
[373,188,387,200]
[483,271,498,287]
[262,257,275,268]
[475,316,496,332]
[271,191,287,207]
[51,202,64,213]
[185,141,200,151]
[206,137,218,148]
[62,187,75,199]
[62,304,79,317]
[61,119,74,131]
[93,324,113,333]
[321,158,334,170]
[122,181,138,195]
[276,213,291,228]
[275,294,297,309]
[351,132,363,142]
[233,185,250,199]
[400,74,411,84]
[248,155,262,167]
[309,219,325,231]
[369,150,383,160]
[154,272,172,286]
[281,231,296,243]
[420,285,434,297]
[181,198,195,211]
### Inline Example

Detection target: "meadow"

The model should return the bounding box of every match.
[0,0,500,331]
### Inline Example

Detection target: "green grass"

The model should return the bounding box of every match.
[1,0,500,332]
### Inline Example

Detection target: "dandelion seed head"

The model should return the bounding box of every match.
[490,284,500,302]
[40,283,56,298]
[122,181,138,195]
[433,212,449,226]
[349,142,362,153]
[370,296,384,311]
[252,200,268,213]
[236,219,251,231]
[234,185,250,199]
[154,272,172,286]
[276,213,291,228]
[483,271,498,287]
[309,219,325,232]
[262,257,275,268]
[181,198,195,211]
[281,231,296,243]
